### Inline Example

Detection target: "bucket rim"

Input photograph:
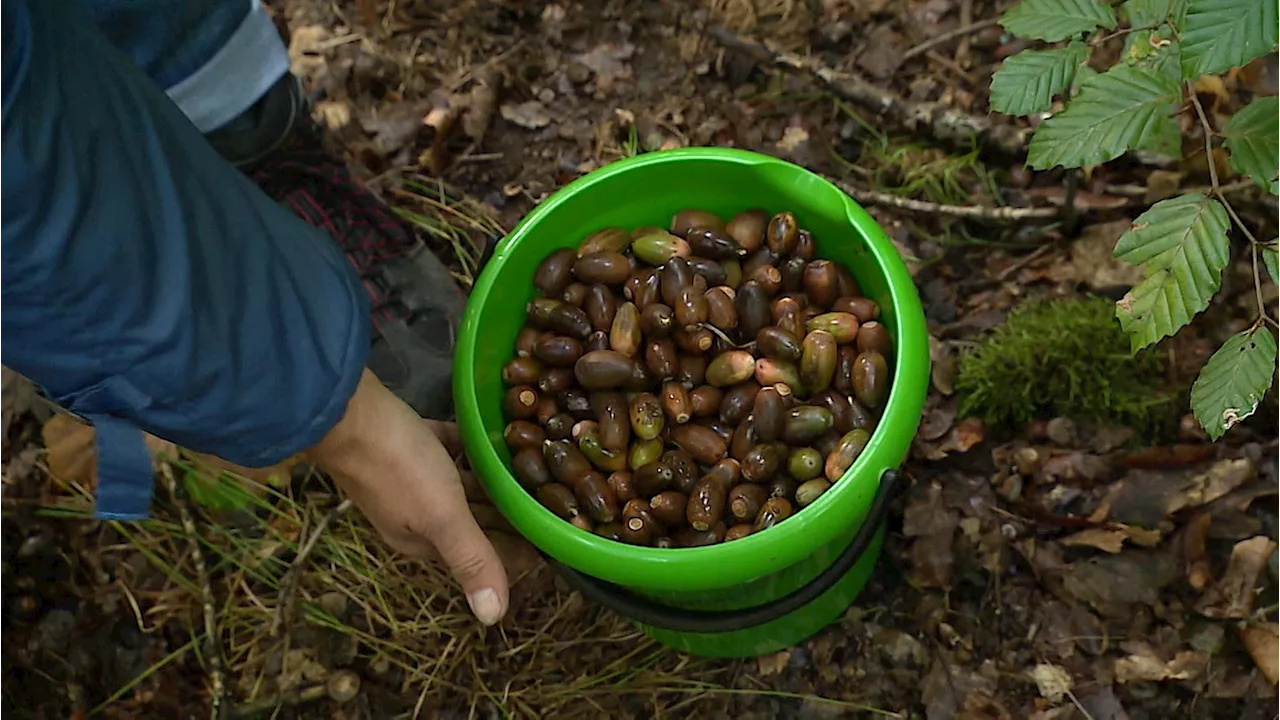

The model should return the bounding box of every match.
[454,147,930,592]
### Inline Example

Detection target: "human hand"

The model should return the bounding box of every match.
[307,369,509,625]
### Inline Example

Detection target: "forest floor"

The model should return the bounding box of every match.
[3,0,1278,718]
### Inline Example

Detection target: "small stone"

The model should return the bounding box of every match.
[1188,623,1226,654]
[36,609,76,652]
[1012,446,1041,476]
[1046,417,1077,446]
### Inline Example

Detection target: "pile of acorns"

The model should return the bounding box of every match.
[499,208,893,548]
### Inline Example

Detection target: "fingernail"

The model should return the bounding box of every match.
[467,587,503,625]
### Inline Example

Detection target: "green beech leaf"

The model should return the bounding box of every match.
[1191,327,1278,440]
[1113,193,1231,351]
[1000,0,1118,42]
[990,42,1091,116]
[1223,96,1280,189]
[1122,0,1189,27]
[1028,63,1181,169]
[1179,0,1279,79]
[1263,241,1278,284]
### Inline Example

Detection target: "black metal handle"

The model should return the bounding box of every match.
[552,469,902,634]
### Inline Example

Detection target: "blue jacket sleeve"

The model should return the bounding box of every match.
[2,0,370,518]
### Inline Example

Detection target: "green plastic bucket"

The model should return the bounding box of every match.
[454,148,929,658]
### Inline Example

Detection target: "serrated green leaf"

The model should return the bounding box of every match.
[1028,63,1181,169]
[1191,327,1278,440]
[1001,0,1118,41]
[1263,241,1279,284]
[1223,96,1280,189]
[1123,0,1190,26]
[990,43,1091,116]
[1180,0,1278,79]
[1113,193,1231,350]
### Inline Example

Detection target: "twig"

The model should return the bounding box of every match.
[160,463,225,720]
[902,18,999,61]
[1101,178,1257,197]
[271,497,354,636]
[836,182,1059,221]
[925,50,977,86]
[1189,86,1277,328]
[231,683,329,718]
[710,27,1030,157]
[954,0,975,68]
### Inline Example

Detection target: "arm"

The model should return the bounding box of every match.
[2,0,507,624]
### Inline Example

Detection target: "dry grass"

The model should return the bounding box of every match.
[34,453,895,718]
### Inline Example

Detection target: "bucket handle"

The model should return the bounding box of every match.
[551,468,902,634]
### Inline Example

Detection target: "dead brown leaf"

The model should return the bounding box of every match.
[1238,623,1279,685]
[1060,527,1128,554]
[462,67,501,142]
[1060,220,1145,291]
[500,100,553,130]
[757,649,791,677]
[1076,685,1130,720]
[1030,663,1073,703]
[914,417,986,460]
[928,335,957,395]
[904,481,959,589]
[40,413,296,494]
[1144,169,1185,204]
[1196,535,1277,619]
[1181,511,1213,590]
[918,395,958,441]
[1090,459,1254,527]
[1114,642,1208,683]
[572,42,635,95]
[1061,550,1180,617]
[856,25,907,79]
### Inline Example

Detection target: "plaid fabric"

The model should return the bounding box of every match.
[244,117,425,332]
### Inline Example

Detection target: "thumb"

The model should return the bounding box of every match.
[419,488,511,625]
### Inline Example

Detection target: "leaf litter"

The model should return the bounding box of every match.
[4,0,1279,717]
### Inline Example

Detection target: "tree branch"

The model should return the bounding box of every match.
[710,27,1030,157]
[835,183,1060,221]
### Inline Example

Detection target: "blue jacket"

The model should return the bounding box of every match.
[2,0,369,519]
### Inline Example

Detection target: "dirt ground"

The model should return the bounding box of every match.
[3,0,1279,718]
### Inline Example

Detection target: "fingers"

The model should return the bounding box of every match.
[414,482,510,625]
[422,419,463,457]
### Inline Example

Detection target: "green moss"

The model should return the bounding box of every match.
[956,296,1173,433]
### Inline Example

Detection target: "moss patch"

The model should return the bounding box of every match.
[956,296,1172,433]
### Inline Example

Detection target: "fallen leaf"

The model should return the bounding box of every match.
[1091,459,1254,527]
[287,25,331,82]
[928,335,957,395]
[313,99,352,131]
[1181,511,1213,590]
[1144,169,1185,204]
[360,101,433,157]
[1196,535,1277,619]
[1076,685,1130,720]
[1114,643,1208,683]
[1061,220,1145,291]
[915,417,986,460]
[42,413,98,488]
[1238,623,1279,685]
[276,647,328,693]
[572,42,635,94]
[500,101,553,130]
[1061,527,1128,554]
[462,67,502,142]
[918,395,958,441]
[856,25,907,79]
[2,367,49,435]
[1030,663,1073,703]
[757,649,791,677]
[1062,550,1180,617]
[1120,444,1218,469]
[904,481,959,589]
